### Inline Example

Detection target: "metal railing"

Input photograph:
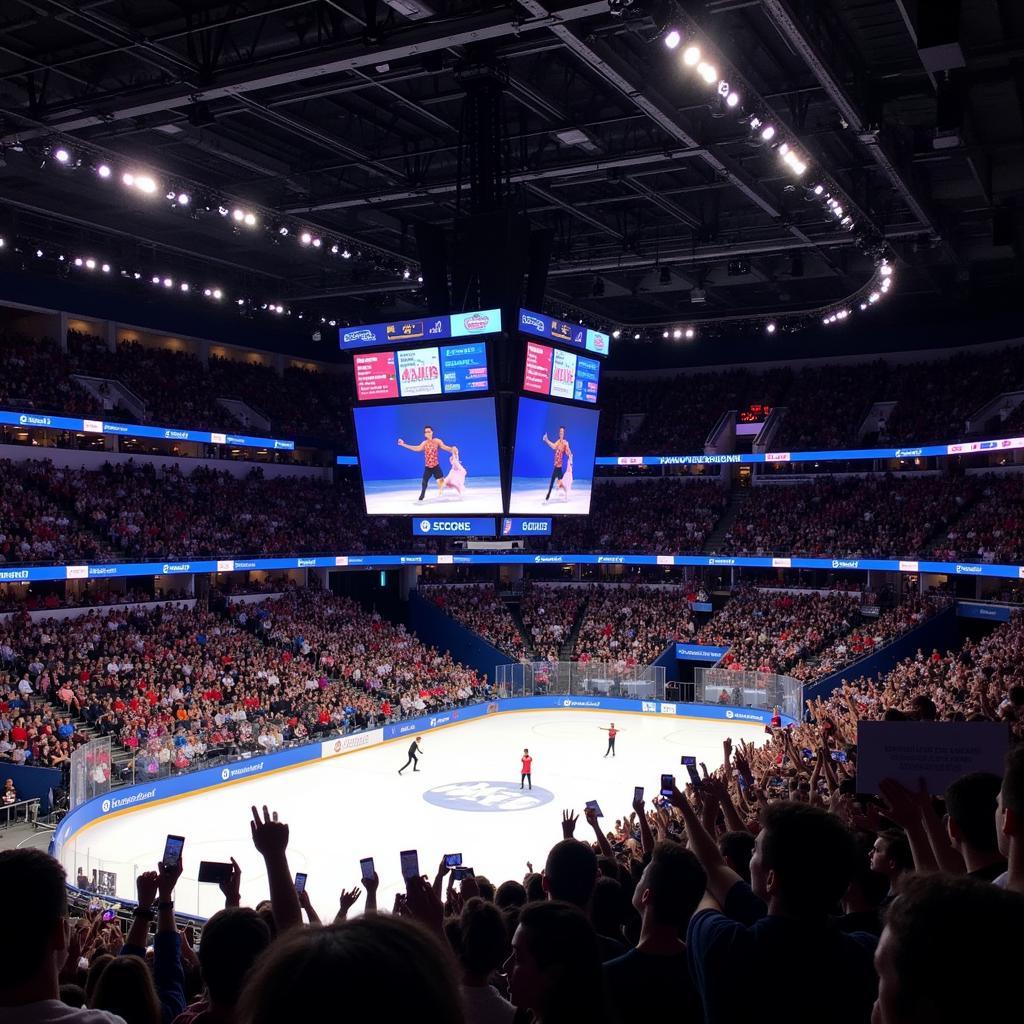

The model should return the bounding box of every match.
[695,667,803,720]
[495,661,665,700]
[69,736,112,809]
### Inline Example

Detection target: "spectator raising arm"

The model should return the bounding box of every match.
[249,805,302,933]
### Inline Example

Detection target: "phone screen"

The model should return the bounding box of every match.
[400,849,419,880]
[831,751,848,763]
[633,786,644,804]
[680,755,696,766]
[685,763,702,789]
[294,872,307,894]
[585,799,603,818]
[660,774,675,797]
[444,853,462,868]
[453,866,475,881]
[197,861,232,884]
[102,909,117,921]
[162,834,185,869]
[360,857,375,881]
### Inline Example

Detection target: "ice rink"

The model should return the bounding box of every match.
[59,709,766,919]
[509,476,594,515]
[363,475,503,515]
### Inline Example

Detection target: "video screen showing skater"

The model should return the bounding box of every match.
[508,396,599,515]
[353,396,503,514]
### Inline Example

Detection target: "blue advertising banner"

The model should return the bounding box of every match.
[517,309,613,359]
[501,517,553,536]
[339,309,502,350]
[675,644,730,661]
[574,355,600,404]
[955,602,1012,622]
[335,455,360,465]
[412,517,495,536]
[440,342,489,393]
[0,409,294,452]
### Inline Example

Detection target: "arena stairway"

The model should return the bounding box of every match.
[559,593,591,660]
[701,489,748,553]
[503,598,537,658]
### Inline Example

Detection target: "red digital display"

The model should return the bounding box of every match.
[354,351,399,401]
[523,342,553,395]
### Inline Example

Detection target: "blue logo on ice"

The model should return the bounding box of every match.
[424,781,554,812]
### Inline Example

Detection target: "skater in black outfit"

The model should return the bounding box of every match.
[399,736,423,774]
[521,748,533,790]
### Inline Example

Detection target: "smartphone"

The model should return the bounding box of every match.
[660,773,675,797]
[801,748,814,759]
[294,872,308,894]
[585,799,604,818]
[161,834,185,869]
[680,755,697,766]
[737,774,748,790]
[685,763,702,789]
[197,861,233,884]
[453,866,475,881]
[444,853,463,869]
[633,786,644,804]
[102,909,117,921]
[831,750,848,763]
[400,849,419,881]
[360,857,375,882]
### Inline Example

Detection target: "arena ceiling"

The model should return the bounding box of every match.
[0,0,1021,332]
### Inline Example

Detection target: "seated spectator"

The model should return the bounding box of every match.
[451,897,516,1024]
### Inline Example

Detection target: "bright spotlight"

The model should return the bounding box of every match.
[778,143,790,156]
[766,322,776,334]
[672,329,682,339]
[717,80,730,97]
[662,330,670,339]
[813,184,824,195]
[97,164,111,179]
[682,46,700,66]
[312,237,322,248]
[791,159,807,175]
[664,30,681,50]
[685,327,695,339]
[151,275,161,284]
[402,268,411,280]
[760,124,775,141]
[869,292,880,303]
[101,263,110,273]
[880,264,892,276]
[163,278,173,288]
[74,257,83,267]
[213,288,222,300]
[122,172,135,186]
[300,231,312,245]
[180,282,189,292]
[244,212,256,226]
[612,329,621,339]
[279,226,289,236]
[726,91,740,108]
[633,333,641,340]
[54,148,70,164]
[35,249,43,258]
[135,175,157,194]
[341,248,352,259]
[177,192,190,205]
[232,209,245,222]
[697,62,717,84]
[85,258,96,270]
[330,244,339,254]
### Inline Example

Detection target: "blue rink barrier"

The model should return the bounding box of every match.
[52,697,793,861]
[5,551,1024,582]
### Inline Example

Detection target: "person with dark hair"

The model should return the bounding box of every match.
[495,881,527,910]
[870,829,913,906]
[85,957,115,1007]
[89,958,160,1024]
[505,902,609,1024]
[944,771,1006,881]
[398,736,423,775]
[238,917,464,1024]
[996,743,1024,892]
[59,987,87,1010]
[542,427,572,502]
[873,874,1024,1023]
[837,847,890,937]
[455,898,516,1024]
[520,748,532,790]
[718,830,755,883]
[604,842,706,1023]
[397,426,455,502]
[675,793,876,1024]
[598,723,618,758]
[0,848,126,1023]
[589,878,627,961]
[910,694,937,721]
[542,839,597,909]
[524,873,545,903]
[173,908,271,1024]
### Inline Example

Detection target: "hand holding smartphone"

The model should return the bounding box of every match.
[452,866,475,881]
[161,834,185,870]
[660,774,675,797]
[360,857,375,882]
[444,853,463,868]
[400,849,419,881]
[197,861,233,884]
[585,800,604,818]
[633,786,644,804]
[294,872,308,894]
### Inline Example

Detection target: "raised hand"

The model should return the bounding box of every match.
[561,808,578,839]
[878,778,927,830]
[219,857,242,907]
[405,875,443,934]
[136,869,159,908]
[337,887,361,919]
[723,737,733,762]
[157,856,183,901]
[363,870,379,894]
[250,805,289,856]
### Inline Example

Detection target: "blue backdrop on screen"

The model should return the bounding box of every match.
[509,397,600,516]
[353,397,503,514]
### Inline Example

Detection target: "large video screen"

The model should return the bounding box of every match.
[354,341,489,402]
[523,342,599,404]
[509,397,600,515]
[353,397,503,514]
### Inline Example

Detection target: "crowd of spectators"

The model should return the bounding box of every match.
[422,585,529,662]
[573,585,696,665]
[719,474,981,559]
[519,583,587,661]
[0,587,490,777]
[931,473,1024,564]
[0,332,95,416]
[695,587,862,674]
